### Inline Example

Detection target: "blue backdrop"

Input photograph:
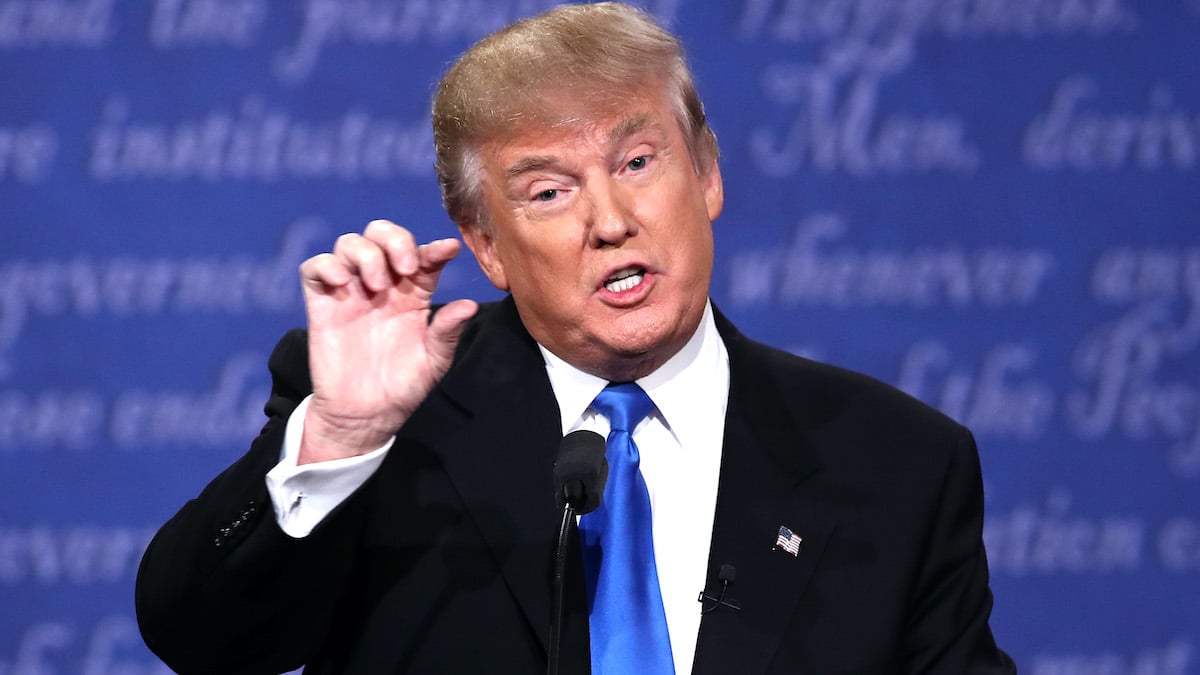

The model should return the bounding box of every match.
[3,1,1198,672]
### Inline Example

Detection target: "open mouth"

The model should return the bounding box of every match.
[604,267,646,293]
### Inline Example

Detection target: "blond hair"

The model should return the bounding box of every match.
[432,2,719,229]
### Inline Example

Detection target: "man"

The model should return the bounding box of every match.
[136,3,1016,673]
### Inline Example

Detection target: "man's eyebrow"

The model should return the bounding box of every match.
[505,155,561,179]
[608,114,660,145]
[503,115,664,180]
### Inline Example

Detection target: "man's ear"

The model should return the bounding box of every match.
[702,159,724,223]
[459,221,510,291]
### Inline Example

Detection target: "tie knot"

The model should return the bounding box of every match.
[591,382,655,433]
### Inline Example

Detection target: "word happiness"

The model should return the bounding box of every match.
[737,0,1138,44]
[736,0,1139,177]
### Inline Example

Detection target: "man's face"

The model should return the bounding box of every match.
[461,89,723,381]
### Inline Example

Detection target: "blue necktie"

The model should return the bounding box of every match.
[578,383,675,675]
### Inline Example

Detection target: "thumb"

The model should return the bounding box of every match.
[426,299,479,371]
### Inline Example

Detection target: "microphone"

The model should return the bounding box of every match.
[697,564,741,614]
[549,430,607,675]
[553,429,608,515]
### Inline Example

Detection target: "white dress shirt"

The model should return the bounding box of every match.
[266,301,730,674]
[540,301,729,674]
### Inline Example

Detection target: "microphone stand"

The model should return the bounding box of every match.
[548,430,605,675]
[548,491,578,675]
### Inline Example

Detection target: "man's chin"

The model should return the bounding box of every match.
[582,331,684,380]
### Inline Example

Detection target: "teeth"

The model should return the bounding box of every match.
[605,268,644,293]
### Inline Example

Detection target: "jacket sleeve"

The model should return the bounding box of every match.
[902,427,1017,674]
[135,329,372,675]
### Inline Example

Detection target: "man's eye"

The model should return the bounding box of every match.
[535,189,558,202]
[627,156,649,170]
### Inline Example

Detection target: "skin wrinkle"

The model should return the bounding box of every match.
[502,116,668,203]
[461,87,722,382]
[441,65,715,230]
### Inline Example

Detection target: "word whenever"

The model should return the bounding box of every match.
[0,353,269,451]
[1025,77,1200,171]
[90,97,432,182]
[727,213,1054,308]
[0,219,319,375]
[0,616,173,675]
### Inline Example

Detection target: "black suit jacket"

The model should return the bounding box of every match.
[136,298,1015,674]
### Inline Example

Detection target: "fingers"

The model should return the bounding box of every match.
[418,236,461,266]
[416,238,463,284]
[426,299,479,367]
[301,220,461,294]
[364,219,418,277]
[332,227,399,292]
[300,252,351,289]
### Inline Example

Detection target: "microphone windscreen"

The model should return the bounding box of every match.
[553,430,608,514]
[718,564,737,583]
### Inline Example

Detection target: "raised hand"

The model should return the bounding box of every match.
[296,220,478,464]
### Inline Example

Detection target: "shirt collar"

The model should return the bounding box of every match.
[539,301,729,438]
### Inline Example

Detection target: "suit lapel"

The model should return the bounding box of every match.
[416,301,838,673]
[692,313,837,675]
[418,298,589,663]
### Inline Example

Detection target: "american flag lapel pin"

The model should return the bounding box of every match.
[773,525,802,557]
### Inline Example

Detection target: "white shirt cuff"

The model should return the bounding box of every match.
[265,395,393,538]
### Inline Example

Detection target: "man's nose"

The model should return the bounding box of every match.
[587,178,638,247]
